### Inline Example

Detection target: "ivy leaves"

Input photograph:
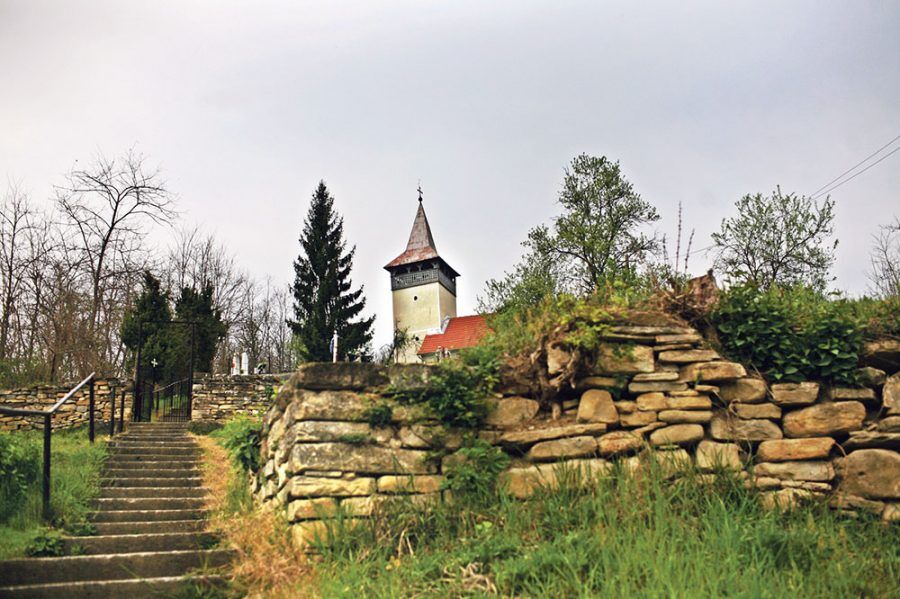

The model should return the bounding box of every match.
[713,285,863,385]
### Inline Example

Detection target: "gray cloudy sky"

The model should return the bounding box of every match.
[2,0,899,348]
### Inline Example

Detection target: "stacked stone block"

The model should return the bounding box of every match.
[253,327,900,545]
[0,378,131,431]
[191,373,287,422]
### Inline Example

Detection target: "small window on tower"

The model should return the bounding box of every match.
[413,295,418,301]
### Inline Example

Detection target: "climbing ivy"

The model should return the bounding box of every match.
[712,285,864,384]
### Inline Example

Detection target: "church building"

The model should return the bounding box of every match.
[384,191,487,363]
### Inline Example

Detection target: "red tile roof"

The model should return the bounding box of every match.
[417,315,489,355]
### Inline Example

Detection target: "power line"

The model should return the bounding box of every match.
[811,145,900,200]
[685,243,715,257]
[809,132,900,199]
[684,133,900,261]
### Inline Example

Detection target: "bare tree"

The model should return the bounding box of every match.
[55,150,175,373]
[0,183,39,360]
[869,217,900,298]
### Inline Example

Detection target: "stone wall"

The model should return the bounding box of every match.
[254,327,900,544]
[191,373,288,422]
[0,378,132,432]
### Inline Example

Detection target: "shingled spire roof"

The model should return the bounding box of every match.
[385,194,452,271]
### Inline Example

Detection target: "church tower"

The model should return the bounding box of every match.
[384,190,459,362]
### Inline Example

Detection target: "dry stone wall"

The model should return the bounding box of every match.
[1,373,286,431]
[0,378,131,431]
[191,373,287,422]
[255,327,900,545]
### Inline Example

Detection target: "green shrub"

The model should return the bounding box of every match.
[213,417,262,472]
[24,529,65,557]
[441,440,510,504]
[0,433,41,523]
[361,403,393,428]
[713,285,864,384]
[387,341,499,430]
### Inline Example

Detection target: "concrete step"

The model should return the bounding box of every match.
[93,519,206,535]
[0,548,232,585]
[0,574,226,599]
[104,460,199,471]
[100,486,208,499]
[119,433,192,439]
[103,468,201,478]
[109,447,201,457]
[107,453,200,462]
[119,431,192,438]
[95,497,206,511]
[102,476,203,488]
[109,440,197,448]
[91,508,205,523]
[116,430,193,439]
[63,531,219,555]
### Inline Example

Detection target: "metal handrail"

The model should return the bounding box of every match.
[153,377,192,395]
[0,372,119,520]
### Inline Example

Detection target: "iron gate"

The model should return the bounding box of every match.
[132,320,197,422]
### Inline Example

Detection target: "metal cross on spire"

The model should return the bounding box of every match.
[417,181,423,202]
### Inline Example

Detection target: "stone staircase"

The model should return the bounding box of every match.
[0,422,232,598]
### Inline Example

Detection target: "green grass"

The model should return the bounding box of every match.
[0,427,107,559]
[311,463,900,598]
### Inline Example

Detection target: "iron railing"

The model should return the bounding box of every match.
[150,377,193,422]
[0,373,123,520]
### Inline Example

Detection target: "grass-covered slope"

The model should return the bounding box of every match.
[312,465,900,598]
[0,427,106,558]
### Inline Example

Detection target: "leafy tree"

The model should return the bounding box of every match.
[121,272,172,384]
[289,181,374,361]
[481,154,659,307]
[479,247,559,313]
[173,283,228,373]
[712,188,836,291]
[526,154,660,294]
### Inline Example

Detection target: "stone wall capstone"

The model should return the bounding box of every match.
[253,327,900,546]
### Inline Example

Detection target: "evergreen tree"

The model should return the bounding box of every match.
[121,272,172,384]
[289,181,374,361]
[174,283,228,373]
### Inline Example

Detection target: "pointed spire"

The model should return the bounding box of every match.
[405,199,437,254]
[384,187,449,270]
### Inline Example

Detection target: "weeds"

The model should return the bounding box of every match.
[313,463,900,598]
[212,416,262,473]
[362,403,393,428]
[24,529,65,557]
[0,427,106,559]
[195,429,315,598]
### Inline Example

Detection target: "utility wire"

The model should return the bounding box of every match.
[811,145,900,200]
[685,243,715,257]
[684,133,899,262]
[809,133,900,199]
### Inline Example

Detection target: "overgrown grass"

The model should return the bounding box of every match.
[312,463,900,598]
[195,428,314,598]
[0,426,106,559]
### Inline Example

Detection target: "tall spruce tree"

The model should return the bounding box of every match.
[289,181,374,361]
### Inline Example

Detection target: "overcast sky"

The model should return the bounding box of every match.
[1,1,898,348]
